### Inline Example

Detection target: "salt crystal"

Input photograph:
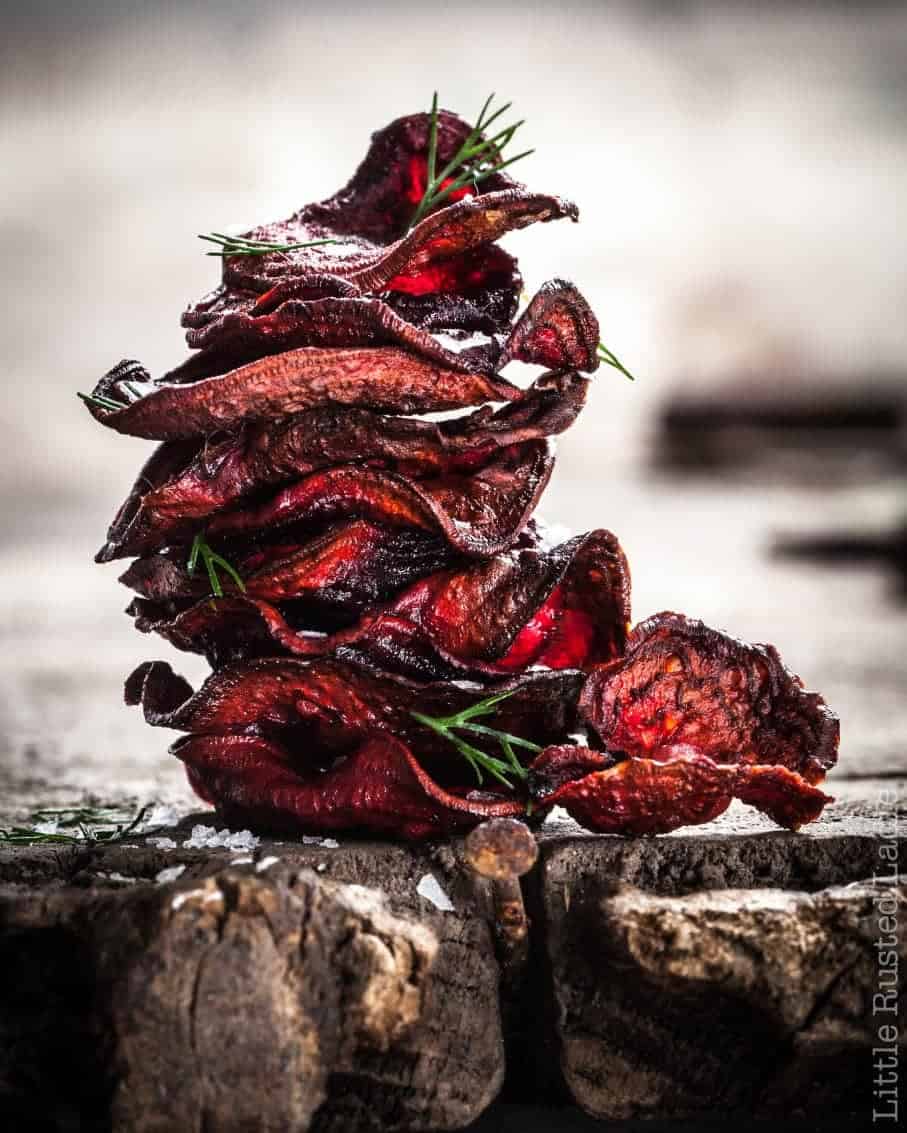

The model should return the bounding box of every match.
[33,820,60,835]
[182,825,259,851]
[230,855,253,865]
[255,855,280,872]
[320,837,339,849]
[148,836,177,849]
[316,862,327,873]
[156,864,186,884]
[141,804,181,831]
[416,874,455,912]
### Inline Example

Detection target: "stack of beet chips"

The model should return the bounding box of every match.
[85,108,840,839]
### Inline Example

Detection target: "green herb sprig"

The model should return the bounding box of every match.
[411,691,541,791]
[77,391,127,412]
[199,232,339,258]
[0,804,149,846]
[408,92,533,231]
[597,341,636,382]
[188,533,245,602]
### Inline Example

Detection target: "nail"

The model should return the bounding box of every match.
[464,817,538,965]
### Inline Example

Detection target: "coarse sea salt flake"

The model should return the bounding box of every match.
[416,874,455,912]
[182,825,260,851]
[255,855,280,872]
[141,803,181,830]
[148,836,177,849]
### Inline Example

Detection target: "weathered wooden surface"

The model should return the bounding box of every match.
[0,856,504,1132]
[0,787,902,1130]
[535,797,906,1122]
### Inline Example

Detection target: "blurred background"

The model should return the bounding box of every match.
[1,0,905,803]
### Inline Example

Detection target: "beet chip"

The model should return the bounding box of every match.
[529,612,839,833]
[202,441,553,558]
[180,295,504,380]
[581,612,839,783]
[126,658,583,839]
[126,529,631,678]
[82,348,521,440]
[179,275,599,386]
[501,279,600,373]
[176,732,522,841]
[97,371,588,562]
[121,520,455,620]
[201,109,576,300]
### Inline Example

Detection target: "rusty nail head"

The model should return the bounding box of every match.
[465,819,537,970]
[464,817,538,881]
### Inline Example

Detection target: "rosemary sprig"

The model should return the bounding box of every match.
[199,232,339,258]
[408,92,534,231]
[597,341,636,382]
[188,533,245,601]
[77,391,127,411]
[411,690,541,791]
[0,804,149,846]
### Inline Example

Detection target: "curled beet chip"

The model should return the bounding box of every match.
[121,520,455,616]
[180,274,599,388]
[296,109,535,242]
[380,246,520,336]
[211,109,576,294]
[227,188,575,300]
[530,746,832,835]
[581,612,839,783]
[175,731,523,841]
[97,371,588,562]
[128,529,630,679]
[181,295,501,376]
[528,612,839,833]
[501,279,600,373]
[178,109,577,369]
[201,441,553,558]
[185,247,522,363]
[125,657,583,837]
[82,347,521,441]
[124,657,580,760]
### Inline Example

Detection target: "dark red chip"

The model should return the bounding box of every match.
[126,529,630,679]
[501,279,600,373]
[83,347,521,441]
[97,371,588,562]
[581,611,839,783]
[126,657,583,838]
[527,612,839,834]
